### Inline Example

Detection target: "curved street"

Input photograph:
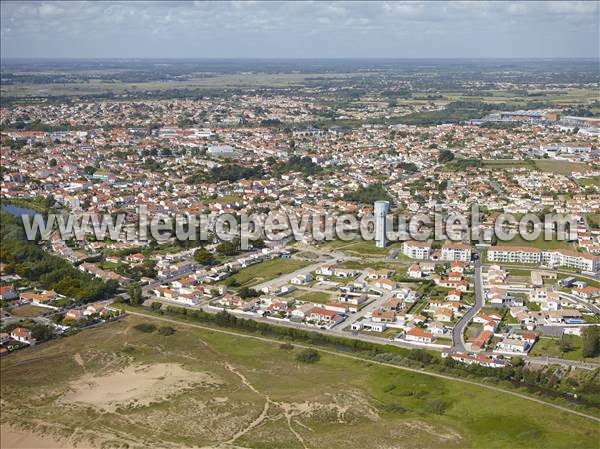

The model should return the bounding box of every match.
[451,253,483,352]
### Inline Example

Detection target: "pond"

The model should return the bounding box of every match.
[1,204,37,217]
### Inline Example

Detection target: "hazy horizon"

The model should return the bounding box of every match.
[1,1,598,59]
[2,56,599,61]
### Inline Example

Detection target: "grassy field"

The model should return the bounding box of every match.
[315,238,364,251]
[482,160,593,175]
[587,213,600,229]
[292,290,333,304]
[226,258,310,288]
[530,336,600,364]
[483,160,534,170]
[209,194,245,204]
[507,268,533,277]
[577,176,600,188]
[8,304,51,317]
[500,233,574,250]
[444,88,598,107]
[0,72,360,98]
[532,160,593,175]
[315,238,408,257]
[1,315,598,449]
[342,240,405,256]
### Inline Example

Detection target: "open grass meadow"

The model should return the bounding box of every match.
[529,336,600,364]
[482,159,594,175]
[501,232,575,250]
[1,315,598,449]
[291,290,333,304]
[225,258,311,288]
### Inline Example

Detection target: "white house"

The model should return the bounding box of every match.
[404,327,434,343]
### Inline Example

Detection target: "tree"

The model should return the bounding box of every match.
[151,301,163,311]
[216,238,241,256]
[582,326,600,358]
[424,398,447,415]
[558,334,572,353]
[437,150,455,163]
[128,282,143,305]
[31,324,52,342]
[194,247,215,265]
[158,326,175,336]
[238,287,259,299]
[511,356,524,367]
[295,348,320,363]
[133,323,156,333]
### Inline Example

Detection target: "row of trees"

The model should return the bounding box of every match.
[270,155,322,177]
[0,212,117,302]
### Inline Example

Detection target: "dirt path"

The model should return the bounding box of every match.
[125,309,600,423]
[222,362,308,449]
[222,362,272,447]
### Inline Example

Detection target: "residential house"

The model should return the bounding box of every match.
[404,327,434,343]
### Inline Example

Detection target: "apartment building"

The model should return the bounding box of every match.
[441,242,472,262]
[402,240,432,260]
[542,249,600,272]
[487,246,542,264]
[488,246,600,272]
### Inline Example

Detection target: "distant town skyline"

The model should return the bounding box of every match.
[1,1,598,59]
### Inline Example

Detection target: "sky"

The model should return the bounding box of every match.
[1,1,598,59]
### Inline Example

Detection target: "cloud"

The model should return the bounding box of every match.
[0,1,597,58]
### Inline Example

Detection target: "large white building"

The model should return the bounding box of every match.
[487,246,542,264]
[402,240,432,259]
[374,200,390,248]
[543,249,600,272]
[441,242,472,262]
[487,246,600,272]
[207,145,235,158]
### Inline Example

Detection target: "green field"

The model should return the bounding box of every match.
[577,176,600,188]
[316,238,407,257]
[483,159,534,170]
[532,160,594,175]
[226,258,311,288]
[482,159,593,175]
[1,315,598,449]
[444,88,598,107]
[507,268,533,277]
[0,72,364,99]
[501,233,574,250]
[211,194,245,204]
[587,213,600,229]
[292,290,333,304]
[530,336,600,364]
[8,304,50,317]
[342,240,405,256]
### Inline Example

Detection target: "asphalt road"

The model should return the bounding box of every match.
[451,254,483,352]
[559,291,600,315]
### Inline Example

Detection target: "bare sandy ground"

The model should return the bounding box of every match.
[60,362,221,412]
[0,425,84,449]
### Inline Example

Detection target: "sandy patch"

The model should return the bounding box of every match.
[403,420,463,443]
[0,425,86,449]
[60,363,221,412]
